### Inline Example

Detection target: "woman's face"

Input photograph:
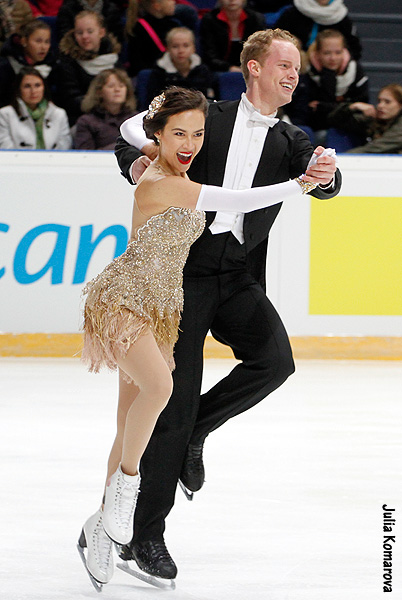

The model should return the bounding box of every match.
[157,109,205,175]
[315,0,331,6]
[101,74,127,107]
[155,0,175,17]
[168,32,194,67]
[22,28,51,63]
[317,37,344,71]
[20,74,45,110]
[376,89,402,121]
[74,16,105,53]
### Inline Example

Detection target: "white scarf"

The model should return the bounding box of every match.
[293,0,348,26]
[77,53,118,76]
[156,52,201,74]
[8,56,52,79]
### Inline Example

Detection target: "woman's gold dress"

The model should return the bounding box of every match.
[81,206,205,381]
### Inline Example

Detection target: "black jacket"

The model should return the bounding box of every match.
[115,100,342,288]
[58,31,121,124]
[199,8,266,72]
[276,6,362,60]
[0,33,59,107]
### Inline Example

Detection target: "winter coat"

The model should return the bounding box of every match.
[126,12,180,76]
[144,51,216,107]
[74,107,136,149]
[0,0,33,43]
[0,97,72,148]
[56,0,123,42]
[199,7,266,72]
[0,33,59,107]
[58,30,121,124]
[305,58,369,130]
[328,103,402,154]
[28,0,63,17]
[276,6,362,60]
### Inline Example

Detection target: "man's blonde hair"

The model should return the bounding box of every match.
[240,29,299,83]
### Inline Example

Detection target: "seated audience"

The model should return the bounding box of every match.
[0,0,33,49]
[276,0,362,60]
[199,0,266,73]
[57,0,122,41]
[302,29,368,143]
[0,19,58,107]
[0,66,71,148]
[125,0,181,76]
[74,67,137,149]
[328,83,402,154]
[58,10,121,124]
[144,26,216,106]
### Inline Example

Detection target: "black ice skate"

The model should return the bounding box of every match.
[116,540,177,590]
[179,441,205,500]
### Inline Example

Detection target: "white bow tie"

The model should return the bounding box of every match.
[248,111,279,128]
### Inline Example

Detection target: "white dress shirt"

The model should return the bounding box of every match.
[209,93,279,244]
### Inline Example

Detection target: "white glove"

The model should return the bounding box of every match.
[196,179,304,213]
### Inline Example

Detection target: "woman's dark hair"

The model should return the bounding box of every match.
[379,83,402,108]
[143,87,208,143]
[11,67,50,116]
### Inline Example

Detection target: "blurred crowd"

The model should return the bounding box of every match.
[0,0,401,152]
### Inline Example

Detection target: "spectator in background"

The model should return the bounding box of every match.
[58,10,121,124]
[125,0,180,76]
[199,0,266,73]
[303,28,368,144]
[329,83,402,154]
[74,67,137,149]
[276,0,362,60]
[0,0,33,50]
[0,66,71,148]
[56,0,123,41]
[0,19,58,107]
[144,27,216,106]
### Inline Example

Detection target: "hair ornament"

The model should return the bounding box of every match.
[145,92,166,120]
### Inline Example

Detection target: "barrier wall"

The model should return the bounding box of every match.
[1,151,402,340]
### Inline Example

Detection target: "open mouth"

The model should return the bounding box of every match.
[280,83,293,91]
[177,152,193,165]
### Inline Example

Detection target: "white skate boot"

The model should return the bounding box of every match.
[77,509,114,591]
[103,464,140,545]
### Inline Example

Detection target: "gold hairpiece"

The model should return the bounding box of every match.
[145,92,166,120]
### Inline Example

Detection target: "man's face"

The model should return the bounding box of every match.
[254,40,300,109]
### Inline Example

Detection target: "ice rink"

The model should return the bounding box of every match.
[1,357,401,600]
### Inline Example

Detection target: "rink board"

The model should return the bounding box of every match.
[0,151,402,346]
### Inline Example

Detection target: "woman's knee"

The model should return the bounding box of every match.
[142,370,173,410]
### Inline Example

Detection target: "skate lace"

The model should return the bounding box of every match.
[187,444,203,473]
[94,518,112,571]
[118,480,140,528]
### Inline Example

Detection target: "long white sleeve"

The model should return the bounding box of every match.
[196,179,305,213]
[120,111,148,149]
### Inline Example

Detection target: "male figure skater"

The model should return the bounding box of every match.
[114,28,341,581]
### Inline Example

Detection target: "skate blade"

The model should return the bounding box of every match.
[117,560,176,590]
[77,542,103,593]
[178,480,194,501]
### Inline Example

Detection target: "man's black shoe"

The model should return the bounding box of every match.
[119,540,178,579]
[180,441,205,492]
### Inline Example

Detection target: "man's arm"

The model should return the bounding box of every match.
[114,135,143,185]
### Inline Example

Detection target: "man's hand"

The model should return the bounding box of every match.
[142,142,159,160]
[131,155,152,183]
[303,146,336,187]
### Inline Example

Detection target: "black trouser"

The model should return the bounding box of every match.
[133,271,295,542]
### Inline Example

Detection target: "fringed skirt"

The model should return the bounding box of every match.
[81,299,180,384]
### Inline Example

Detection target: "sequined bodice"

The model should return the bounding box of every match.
[83,206,206,317]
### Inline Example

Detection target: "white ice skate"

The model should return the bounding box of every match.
[77,509,114,592]
[103,464,140,545]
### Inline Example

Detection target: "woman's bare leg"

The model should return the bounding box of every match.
[114,330,173,476]
[106,371,139,481]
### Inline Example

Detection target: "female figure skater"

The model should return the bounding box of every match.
[78,86,319,590]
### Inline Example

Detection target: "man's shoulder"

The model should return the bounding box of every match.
[207,99,239,117]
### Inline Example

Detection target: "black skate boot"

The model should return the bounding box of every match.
[180,441,205,493]
[117,540,177,589]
